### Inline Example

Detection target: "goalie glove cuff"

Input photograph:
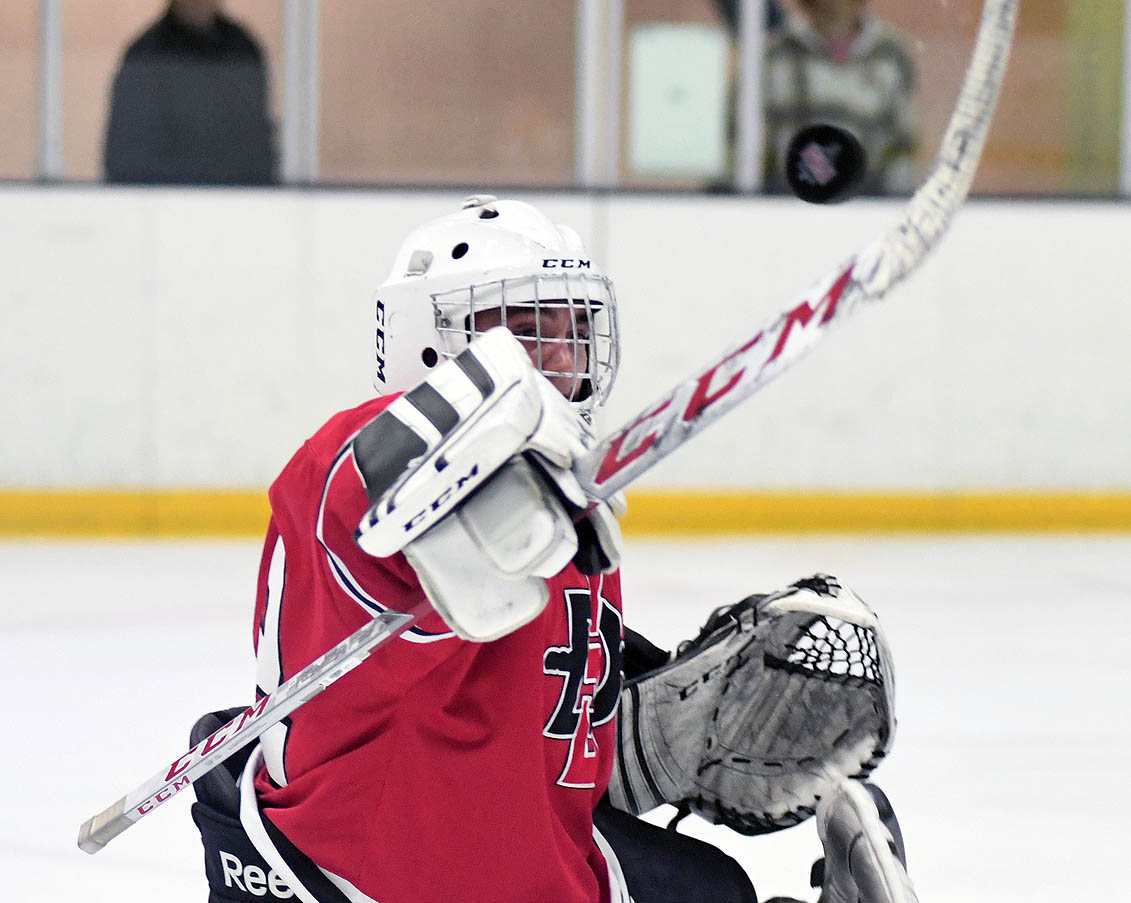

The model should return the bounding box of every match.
[526,453,624,576]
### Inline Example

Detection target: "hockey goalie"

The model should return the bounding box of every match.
[188,197,918,903]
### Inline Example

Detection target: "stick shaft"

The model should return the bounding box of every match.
[575,0,1018,500]
[77,607,417,853]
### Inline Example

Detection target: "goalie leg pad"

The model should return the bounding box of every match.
[815,780,917,903]
[607,575,896,835]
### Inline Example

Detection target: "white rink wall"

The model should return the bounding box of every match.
[2,186,1129,492]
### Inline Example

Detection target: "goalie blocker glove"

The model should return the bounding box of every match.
[608,575,895,835]
[353,327,623,642]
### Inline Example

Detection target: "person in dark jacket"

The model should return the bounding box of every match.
[104,0,277,185]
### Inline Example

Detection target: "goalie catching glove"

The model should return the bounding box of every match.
[352,327,623,641]
[608,575,895,835]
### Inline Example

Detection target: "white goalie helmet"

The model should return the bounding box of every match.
[374,195,620,412]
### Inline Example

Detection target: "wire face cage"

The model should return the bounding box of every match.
[432,272,620,411]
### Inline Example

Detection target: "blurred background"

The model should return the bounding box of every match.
[2,0,1127,193]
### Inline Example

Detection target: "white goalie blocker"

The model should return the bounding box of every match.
[609,575,896,836]
[355,197,625,642]
[355,328,622,642]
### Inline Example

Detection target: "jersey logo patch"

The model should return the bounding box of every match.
[543,587,622,788]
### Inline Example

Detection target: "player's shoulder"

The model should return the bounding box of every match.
[278,394,400,480]
[313,394,400,447]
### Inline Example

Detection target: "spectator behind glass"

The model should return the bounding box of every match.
[713,0,786,33]
[764,0,919,195]
[104,0,277,185]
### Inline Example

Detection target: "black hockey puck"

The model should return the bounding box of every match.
[784,124,867,204]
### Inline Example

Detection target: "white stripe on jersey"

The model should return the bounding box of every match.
[240,746,382,903]
[256,533,286,694]
[315,442,455,644]
[593,822,634,903]
[256,533,291,786]
[238,747,325,903]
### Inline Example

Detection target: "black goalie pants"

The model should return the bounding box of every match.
[194,787,757,903]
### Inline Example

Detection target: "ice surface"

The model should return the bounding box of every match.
[2,535,1127,902]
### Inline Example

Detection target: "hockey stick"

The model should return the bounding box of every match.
[78,0,1016,855]
[574,0,1018,499]
[76,607,419,853]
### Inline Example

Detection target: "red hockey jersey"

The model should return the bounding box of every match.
[252,395,624,903]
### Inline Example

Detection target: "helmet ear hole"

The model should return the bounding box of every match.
[451,242,469,259]
[421,347,439,368]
